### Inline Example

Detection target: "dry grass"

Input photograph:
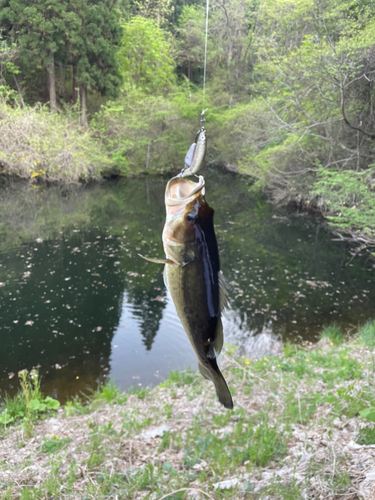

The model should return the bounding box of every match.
[0,101,108,183]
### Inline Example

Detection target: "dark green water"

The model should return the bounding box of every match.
[0,170,374,402]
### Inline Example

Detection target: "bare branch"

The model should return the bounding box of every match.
[340,83,375,140]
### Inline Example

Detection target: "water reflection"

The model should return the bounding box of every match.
[0,171,374,401]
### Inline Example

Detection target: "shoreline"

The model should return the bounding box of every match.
[1,335,375,499]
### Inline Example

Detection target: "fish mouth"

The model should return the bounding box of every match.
[165,175,205,207]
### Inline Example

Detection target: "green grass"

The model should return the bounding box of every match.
[283,341,299,358]
[248,346,363,385]
[261,478,304,499]
[126,386,151,399]
[0,392,27,424]
[159,369,197,388]
[90,378,128,404]
[64,380,128,417]
[320,324,345,345]
[182,413,286,474]
[38,436,71,454]
[359,320,375,347]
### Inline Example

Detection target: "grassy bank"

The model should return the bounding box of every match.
[0,101,110,183]
[2,323,375,499]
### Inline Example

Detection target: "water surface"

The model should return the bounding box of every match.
[0,171,374,401]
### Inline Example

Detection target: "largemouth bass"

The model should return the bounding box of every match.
[141,175,233,409]
[182,127,207,177]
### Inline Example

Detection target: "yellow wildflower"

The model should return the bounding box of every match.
[292,359,295,363]
[245,359,249,365]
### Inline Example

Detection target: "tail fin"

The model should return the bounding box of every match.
[199,361,233,409]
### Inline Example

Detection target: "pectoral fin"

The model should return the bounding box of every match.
[138,254,174,265]
[218,272,228,312]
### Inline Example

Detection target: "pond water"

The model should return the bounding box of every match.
[0,170,374,402]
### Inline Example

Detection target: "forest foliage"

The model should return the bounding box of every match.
[0,0,374,244]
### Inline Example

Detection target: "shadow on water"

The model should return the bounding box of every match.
[0,170,374,401]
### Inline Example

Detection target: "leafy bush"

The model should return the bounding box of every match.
[0,101,109,182]
[93,88,201,175]
[312,167,375,240]
[0,369,60,437]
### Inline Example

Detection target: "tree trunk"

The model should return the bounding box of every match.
[81,84,88,127]
[72,65,78,105]
[146,143,151,169]
[46,50,57,113]
[13,73,25,108]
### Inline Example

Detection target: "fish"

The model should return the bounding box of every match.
[182,127,207,177]
[140,175,233,409]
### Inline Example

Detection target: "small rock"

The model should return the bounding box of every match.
[333,417,341,427]
[213,478,239,490]
[192,460,207,470]
[137,424,170,439]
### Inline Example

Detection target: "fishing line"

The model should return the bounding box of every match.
[181,2,209,177]
[202,0,209,113]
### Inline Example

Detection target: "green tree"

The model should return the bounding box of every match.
[251,0,375,180]
[0,0,66,111]
[209,0,257,103]
[0,0,122,121]
[65,0,123,126]
[129,0,173,27]
[0,34,19,101]
[118,16,175,95]
[175,5,206,83]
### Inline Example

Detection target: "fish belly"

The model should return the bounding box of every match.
[165,258,215,361]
